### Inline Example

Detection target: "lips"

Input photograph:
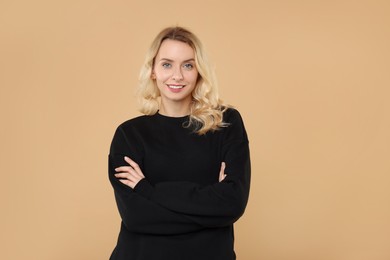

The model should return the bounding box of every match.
[167,84,185,89]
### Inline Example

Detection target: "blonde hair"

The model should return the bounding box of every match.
[137,26,229,135]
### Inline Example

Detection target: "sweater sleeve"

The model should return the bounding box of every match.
[109,127,204,235]
[133,109,251,228]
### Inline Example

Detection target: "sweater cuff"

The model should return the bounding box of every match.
[134,178,154,199]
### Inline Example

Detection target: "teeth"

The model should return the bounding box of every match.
[168,85,184,89]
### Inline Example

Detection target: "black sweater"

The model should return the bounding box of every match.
[108,108,251,260]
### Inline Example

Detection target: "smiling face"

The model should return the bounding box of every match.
[152,39,199,113]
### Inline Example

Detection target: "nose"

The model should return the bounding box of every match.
[172,66,183,81]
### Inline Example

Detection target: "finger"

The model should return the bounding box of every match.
[118,179,136,189]
[220,162,226,175]
[124,156,141,170]
[219,162,226,182]
[117,172,144,189]
[219,173,226,182]
[220,162,226,171]
[115,172,140,184]
[115,169,138,179]
[115,165,135,172]
[114,172,131,179]
[124,156,145,178]
[124,156,137,166]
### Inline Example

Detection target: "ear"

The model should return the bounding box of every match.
[151,72,156,79]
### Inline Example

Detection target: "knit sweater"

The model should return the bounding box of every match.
[108,108,251,260]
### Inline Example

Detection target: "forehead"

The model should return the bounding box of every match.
[156,39,195,61]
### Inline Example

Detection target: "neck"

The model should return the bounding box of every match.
[159,101,191,117]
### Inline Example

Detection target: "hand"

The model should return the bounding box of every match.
[114,156,145,189]
[219,162,227,182]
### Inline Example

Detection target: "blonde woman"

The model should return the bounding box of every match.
[109,26,250,260]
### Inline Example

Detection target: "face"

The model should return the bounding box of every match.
[152,39,199,108]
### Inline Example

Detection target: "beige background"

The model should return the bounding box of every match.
[1,0,390,259]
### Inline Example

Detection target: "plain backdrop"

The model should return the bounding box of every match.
[1,0,389,259]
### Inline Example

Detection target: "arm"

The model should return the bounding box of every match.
[109,128,205,235]
[133,138,250,228]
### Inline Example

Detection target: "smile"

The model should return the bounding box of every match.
[167,84,185,89]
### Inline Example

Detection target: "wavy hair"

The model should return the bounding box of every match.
[137,26,229,135]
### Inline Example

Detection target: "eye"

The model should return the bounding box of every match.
[183,63,194,70]
[162,63,172,68]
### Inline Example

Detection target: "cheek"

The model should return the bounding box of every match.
[186,72,199,84]
[155,72,170,83]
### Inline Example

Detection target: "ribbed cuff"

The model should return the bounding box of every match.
[134,178,154,199]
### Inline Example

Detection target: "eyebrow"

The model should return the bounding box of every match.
[159,58,195,63]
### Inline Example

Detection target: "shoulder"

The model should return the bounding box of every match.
[117,114,154,132]
[111,114,155,144]
[110,115,152,154]
[222,107,245,126]
[221,107,248,141]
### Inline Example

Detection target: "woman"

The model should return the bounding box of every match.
[109,26,250,260]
